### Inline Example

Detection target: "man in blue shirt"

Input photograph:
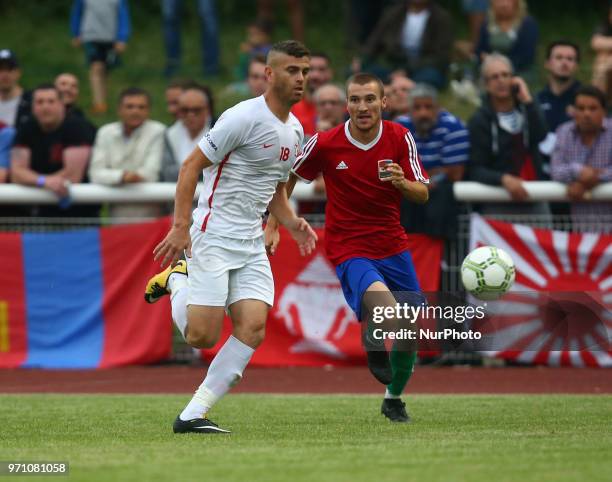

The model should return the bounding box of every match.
[396,84,468,181]
[0,122,15,183]
[537,41,581,135]
[537,41,581,167]
[396,84,468,238]
[537,41,581,214]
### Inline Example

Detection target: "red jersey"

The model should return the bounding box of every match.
[291,98,317,137]
[292,120,429,266]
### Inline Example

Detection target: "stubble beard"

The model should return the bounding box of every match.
[274,82,302,108]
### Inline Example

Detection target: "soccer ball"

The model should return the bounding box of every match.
[461,246,515,300]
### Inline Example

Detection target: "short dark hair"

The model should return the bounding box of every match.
[267,40,310,62]
[574,85,607,109]
[166,78,192,91]
[118,87,151,105]
[346,73,384,98]
[33,83,61,100]
[249,54,267,68]
[546,40,581,62]
[310,51,331,64]
[182,83,215,118]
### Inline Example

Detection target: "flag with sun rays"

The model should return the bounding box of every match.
[469,214,612,367]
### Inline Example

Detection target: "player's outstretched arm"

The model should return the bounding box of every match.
[267,178,317,257]
[265,173,299,255]
[381,163,429,204]
[153,147,212,267]
[397,179,429,204]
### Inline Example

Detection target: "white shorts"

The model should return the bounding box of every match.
[186,230,274,308]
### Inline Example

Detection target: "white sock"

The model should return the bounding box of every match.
[384,388,401,399]
[169,274,188,340]
[180,335,254,420]
[168,272,187,293]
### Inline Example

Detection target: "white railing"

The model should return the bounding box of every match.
[0,182,611,204]
[0,183,322,204]
[454,182,612,202]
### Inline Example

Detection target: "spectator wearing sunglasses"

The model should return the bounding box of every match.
[161,85,212,182]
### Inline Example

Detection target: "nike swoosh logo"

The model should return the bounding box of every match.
[263,144,274,148]
[192,425,230,432]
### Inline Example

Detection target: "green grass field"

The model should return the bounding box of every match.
[1,394,611,482]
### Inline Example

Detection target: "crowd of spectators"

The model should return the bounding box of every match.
[0,0,611,235]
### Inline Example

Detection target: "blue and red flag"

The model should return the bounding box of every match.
[0,218,173,369]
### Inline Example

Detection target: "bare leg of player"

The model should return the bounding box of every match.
[362,281,415,423]
[361,282,396,384]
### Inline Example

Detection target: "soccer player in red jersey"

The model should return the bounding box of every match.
[266,73,430,422]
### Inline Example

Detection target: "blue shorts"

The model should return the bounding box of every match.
[335,250,422,321]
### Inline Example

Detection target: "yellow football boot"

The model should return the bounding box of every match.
[144,260,187,304]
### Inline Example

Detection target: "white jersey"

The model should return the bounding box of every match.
[196,95,304,239]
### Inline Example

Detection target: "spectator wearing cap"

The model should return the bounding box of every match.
[551,85,612,233]
[396,84,468,238]
[0,49,32,128]
[10,84,95,217]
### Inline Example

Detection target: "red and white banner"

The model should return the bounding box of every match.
[203,227,443,366]
[470,214,612,367]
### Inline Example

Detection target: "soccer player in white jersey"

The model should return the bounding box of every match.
[144,40,317,434]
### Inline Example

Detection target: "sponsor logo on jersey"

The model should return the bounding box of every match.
[336,161,348,170]
[205,133,218,151]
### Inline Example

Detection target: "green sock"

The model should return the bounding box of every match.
[387,349,417,396]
